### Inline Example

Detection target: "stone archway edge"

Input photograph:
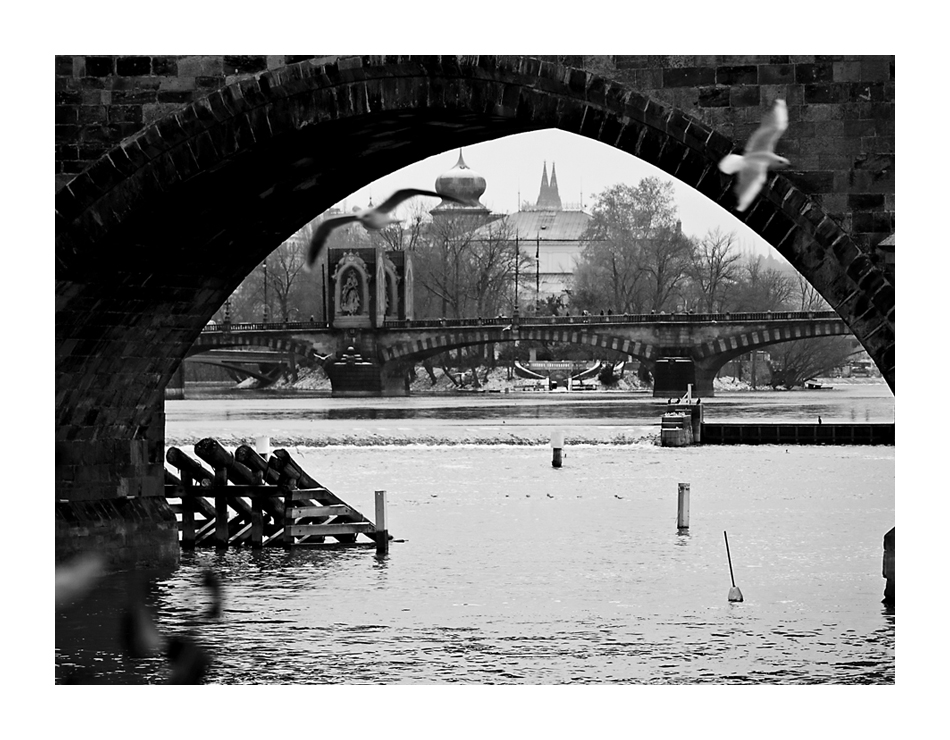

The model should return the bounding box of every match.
[55,55,743,246]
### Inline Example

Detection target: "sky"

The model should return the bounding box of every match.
[333,127,777,258]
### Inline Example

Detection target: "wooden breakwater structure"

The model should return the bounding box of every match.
[700,422,894,446]
[164,438,390,550]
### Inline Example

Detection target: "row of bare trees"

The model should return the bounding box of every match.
[567,178,800,316]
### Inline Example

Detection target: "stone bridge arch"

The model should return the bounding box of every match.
[692,318,854,390]
[382,327,520,366]
[187,332,318,361]
[55,55,895,551]
[695,318,853,366]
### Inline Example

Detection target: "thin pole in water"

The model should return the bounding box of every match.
[724,530,743,602]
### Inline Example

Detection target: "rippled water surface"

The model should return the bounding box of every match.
[56,385,895,684]
[165,383,894,446]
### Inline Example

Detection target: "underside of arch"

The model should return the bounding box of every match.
[55,55,894,507]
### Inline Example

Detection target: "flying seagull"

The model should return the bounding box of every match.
[718,99,790,212]
[304,189,465,271]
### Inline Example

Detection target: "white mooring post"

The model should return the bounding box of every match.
[677,482,690,529]
[375,490,389,555]
[551,430,565,468]
[255,435,271,456]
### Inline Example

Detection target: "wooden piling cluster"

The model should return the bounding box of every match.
[164,439,389,550]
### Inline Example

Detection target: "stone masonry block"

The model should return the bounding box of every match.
[795,63,834,83]
[652,135,684,176]
[178,56,223,78]
[698,86,730,108]
[758,64,794,84]
[674,149,710,189]
[730,86,760,106]
[663,67,714,87]
[585,75,609,108]
[117,56,151,76]
[85,56,114,76]
[716,65,757,85]
[556,98,586,133]
[580,106,606,140]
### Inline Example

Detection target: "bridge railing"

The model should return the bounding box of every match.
[382,310,842,330]
[201,320,330,333]
[202,310,843,333]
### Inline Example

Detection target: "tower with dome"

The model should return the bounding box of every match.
[430,150,493,222]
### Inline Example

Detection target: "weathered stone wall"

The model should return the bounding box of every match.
[54,54,895,256]
[55,497,179,566]
[55,55,317,189]
[587,55,895,258]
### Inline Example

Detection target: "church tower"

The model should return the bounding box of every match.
[535,161,562,211]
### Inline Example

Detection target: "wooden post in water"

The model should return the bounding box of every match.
[251,493,264,549]
[214,467,228,549]
[181,472,195,549]
[677,483,690,530]
[551,430,565,468]
[282,486,294,548]
[375,490,389,556]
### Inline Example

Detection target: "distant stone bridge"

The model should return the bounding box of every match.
[193,310,851,396]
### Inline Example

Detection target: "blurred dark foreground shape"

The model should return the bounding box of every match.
[56,552,219,684]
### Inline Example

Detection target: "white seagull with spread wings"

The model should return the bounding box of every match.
[718,99,790,212]
[305,189,464,271]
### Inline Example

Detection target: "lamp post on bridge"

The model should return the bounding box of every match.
[513,234,520,316]
[535,232,540,313]
[262,258,269,324]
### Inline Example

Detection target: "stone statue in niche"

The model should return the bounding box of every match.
[340,271,361,315]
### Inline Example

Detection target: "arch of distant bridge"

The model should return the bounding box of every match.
[186,332,318,362]
[381,319,851,371]
[694,319,852,365]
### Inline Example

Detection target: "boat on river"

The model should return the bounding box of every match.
[804,379,834,390]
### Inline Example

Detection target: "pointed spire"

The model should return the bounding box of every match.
[548,162,562,209]
[536,160,562,211]
[456,148,468,169]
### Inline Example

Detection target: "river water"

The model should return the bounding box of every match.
[55,382,895,685]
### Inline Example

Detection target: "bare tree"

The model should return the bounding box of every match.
[688,227,742,312]
[792,271,830,311]
[410,213,522,319]
[731,255,794,311]
[576,178,692,313]
[764,272,857,388]
[265,237,309,322]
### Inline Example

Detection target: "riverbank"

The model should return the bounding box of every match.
[262,365,885,395]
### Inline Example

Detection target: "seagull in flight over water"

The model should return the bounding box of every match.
[305,189,465,271]
[718,99,790,212]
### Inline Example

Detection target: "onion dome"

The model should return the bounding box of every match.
[432,150,489,214]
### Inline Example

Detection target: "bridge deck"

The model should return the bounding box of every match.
[200,310,846,334]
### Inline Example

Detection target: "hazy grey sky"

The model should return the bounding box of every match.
[335,127,776,258]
